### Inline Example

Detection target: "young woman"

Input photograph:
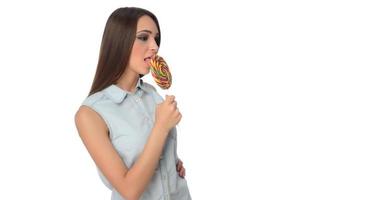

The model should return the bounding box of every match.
[75,7,191,200]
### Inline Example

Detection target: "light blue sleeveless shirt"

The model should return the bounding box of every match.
[81,78,191,200]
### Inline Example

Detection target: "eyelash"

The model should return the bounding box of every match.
[137,35,160,43]
[137,35,148,41]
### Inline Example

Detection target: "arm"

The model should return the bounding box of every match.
[75,106,169,200]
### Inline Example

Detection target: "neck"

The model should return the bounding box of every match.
[116,70,139,93]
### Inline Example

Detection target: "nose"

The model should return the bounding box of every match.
[150,38,159,53]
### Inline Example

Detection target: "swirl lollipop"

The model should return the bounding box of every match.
[149,55,172,90]
[149,55,183,143]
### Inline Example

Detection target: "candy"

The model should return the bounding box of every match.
[149,55,172,89]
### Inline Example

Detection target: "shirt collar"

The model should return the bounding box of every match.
[103,78,152,103]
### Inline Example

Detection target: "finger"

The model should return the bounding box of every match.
[167,95,175,102]
[176,114,182,124]
[171,101,177,108]
[178,160,183,169]
[180,168,185,178]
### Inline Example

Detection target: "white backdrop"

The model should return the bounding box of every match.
[0,0,373,199]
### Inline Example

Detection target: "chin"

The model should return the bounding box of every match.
[144,68,151,74]
[139,70,150,76]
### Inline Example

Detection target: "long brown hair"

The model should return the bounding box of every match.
[88,7,161,96]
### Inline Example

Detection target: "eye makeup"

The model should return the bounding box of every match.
[136,33,160,45]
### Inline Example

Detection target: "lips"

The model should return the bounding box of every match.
[144,57,152,66]
[144,55,156,66]
[144,54,155,60]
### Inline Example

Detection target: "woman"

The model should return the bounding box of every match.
[75,7,191,200]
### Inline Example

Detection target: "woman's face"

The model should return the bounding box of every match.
[128,15,159,76]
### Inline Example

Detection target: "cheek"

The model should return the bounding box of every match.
[132,43,141,53]
[129,45,143,66]
[131,42,146,58]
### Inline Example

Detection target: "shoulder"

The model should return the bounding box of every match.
[75,105,97,120]
[142,81,164,102]
[82,91,106,108]
[75,105,108,137]
[75,91,109,135]
[142,81,157,92]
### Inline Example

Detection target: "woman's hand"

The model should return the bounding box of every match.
[155,95,182,134]
[176,159,186,178]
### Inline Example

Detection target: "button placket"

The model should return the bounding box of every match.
[133,91,153,121]
[159,163,170,198]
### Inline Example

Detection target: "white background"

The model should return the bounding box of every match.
[0,0,373,199]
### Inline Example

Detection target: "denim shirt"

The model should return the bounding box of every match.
[81,79,191,200]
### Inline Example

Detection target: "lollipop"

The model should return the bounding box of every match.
[149,55,172,90]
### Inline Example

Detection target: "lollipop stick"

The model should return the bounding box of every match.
[149,54,181,133]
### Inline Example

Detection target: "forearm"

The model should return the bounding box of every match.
[121,125,168,199]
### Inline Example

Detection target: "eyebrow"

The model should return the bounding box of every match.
[137,30,160,36]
